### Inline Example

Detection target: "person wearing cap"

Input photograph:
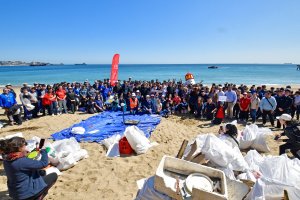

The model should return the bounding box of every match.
[142,95,153,114]
[239,92,251,122]
[5,84,16,98]
[259,90,277,126]
[0,88,21,125]
[275,114,300,159]
[129,93,139,115]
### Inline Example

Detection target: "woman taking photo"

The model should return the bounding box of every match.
[0,137,57,200]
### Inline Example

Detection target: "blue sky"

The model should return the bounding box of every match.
[1,0,300,64]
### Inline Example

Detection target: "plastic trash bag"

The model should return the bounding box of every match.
[239,124,272,153]
[251,128,272,153]
[53,137,88,170]
[56,151,77,170]
[71,127,85,135]
[124,126,152,154]
[240,125,257,149]
[202,134,238,167]
[45,141,59,166]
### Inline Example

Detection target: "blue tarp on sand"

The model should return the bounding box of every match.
[51,111,161,143]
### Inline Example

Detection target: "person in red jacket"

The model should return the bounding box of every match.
[212,101,225,124]
[172,93,181,113]
[42,88,56,116]
[239,92,251,122]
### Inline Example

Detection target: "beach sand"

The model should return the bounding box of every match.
[0,85,299,200]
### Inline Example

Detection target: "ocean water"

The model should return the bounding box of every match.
[0,64,299,86]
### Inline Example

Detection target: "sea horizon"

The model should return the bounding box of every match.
[0,63,299,86]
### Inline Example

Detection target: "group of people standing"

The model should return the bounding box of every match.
[1,80,300,127]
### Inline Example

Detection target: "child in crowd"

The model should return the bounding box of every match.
[212,101,225,124]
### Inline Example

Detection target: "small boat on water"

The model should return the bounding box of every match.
[208,66,218,69]
[74,63,87,65]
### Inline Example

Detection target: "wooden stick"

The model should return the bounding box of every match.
[176,139,188,159]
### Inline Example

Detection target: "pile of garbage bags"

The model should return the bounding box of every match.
[182,131,300,199]
[102,126,158,157]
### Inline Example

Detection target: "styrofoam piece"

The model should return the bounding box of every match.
[154,155,228,200]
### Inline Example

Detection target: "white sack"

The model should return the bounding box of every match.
[251,128,272,153]
[53,137,81,153]
[53,137,88,170]
[72,149,88,161]
[71,127,85,135]
[124,126,151,154]
[102,134,121,150]
[201,134,237,167]
[240,125,257,149]
[56,151,77,170]
[45,141,59,166]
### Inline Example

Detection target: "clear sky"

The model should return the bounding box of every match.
[1,0,300,64]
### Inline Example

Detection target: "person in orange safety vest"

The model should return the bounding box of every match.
[129,93,139,115]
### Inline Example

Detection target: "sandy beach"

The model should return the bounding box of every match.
[0,85,299,200]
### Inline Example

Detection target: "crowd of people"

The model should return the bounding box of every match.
[1,79,300,200]
[1,80,300,127]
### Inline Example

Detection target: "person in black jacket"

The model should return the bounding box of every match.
[276,89,293,128]
[275,114,300,159]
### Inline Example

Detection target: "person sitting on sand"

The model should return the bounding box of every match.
[203,97,216,120]
[212,101,225,125]
[86,96,97,114]
[172,93,181,113]
[0,137,57,200]
[95,93,105,112]
[156,98,162,114]
[275,114,300,159]
[142,95,153,114]
[179,98,188,114]
[194,96,203,118]
[111,94,120,111]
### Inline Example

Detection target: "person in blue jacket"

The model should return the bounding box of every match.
[0,88,22,125]
[0,137,57,200]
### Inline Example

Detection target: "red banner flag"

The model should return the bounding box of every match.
[110,54,120,86]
